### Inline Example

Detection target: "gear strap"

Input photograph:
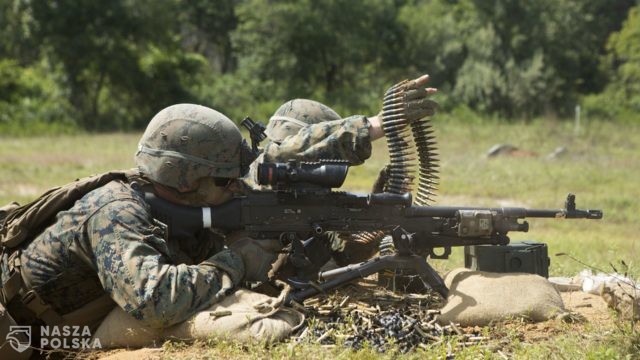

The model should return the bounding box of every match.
[0,251,22,304]
[19,289,64,325]
[2,250,113,327]
[1,250,63,326]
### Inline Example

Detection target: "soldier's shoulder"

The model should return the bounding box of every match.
[83,179,144,208]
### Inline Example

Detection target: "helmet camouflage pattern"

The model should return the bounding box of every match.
[135,103,249,190]
[265,99,341,143]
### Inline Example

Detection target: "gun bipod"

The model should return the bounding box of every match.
[286,226,448,304]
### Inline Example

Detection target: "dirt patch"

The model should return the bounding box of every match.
[561,291,614,327]
[94,348,164,360]
[488,291,615,345]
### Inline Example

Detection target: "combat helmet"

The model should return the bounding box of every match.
[265,99,341,143]
[135,103,251,190]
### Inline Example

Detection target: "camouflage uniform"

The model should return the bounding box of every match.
[1,102,374,330]
[245,98,372,189]
[1,178,242,329]
[246,115,372,189]
[263,115,372,164]
[1,104,248,330]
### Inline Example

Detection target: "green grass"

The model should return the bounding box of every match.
[2,117,639,358]
[346,118,640,279]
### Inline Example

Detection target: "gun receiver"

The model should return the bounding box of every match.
[144,161,603,302]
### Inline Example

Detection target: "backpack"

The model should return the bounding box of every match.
[0,170,136,249]
[0,169,146,337]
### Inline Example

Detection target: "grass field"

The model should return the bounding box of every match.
[1,117,639,358]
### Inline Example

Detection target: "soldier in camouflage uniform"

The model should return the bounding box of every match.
[245,98,377,190]
[0,104,262,333]
[255,75,437,181]
[0,75,437,347]
[236,75,438,278]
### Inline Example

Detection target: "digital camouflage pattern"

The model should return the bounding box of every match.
[263,115,371,164]
[1,180,244,329]
[245,115,372,189]
[265,99,342,143]
[135,103,248,190]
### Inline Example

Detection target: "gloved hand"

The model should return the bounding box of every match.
[226,231,283,283]
[383,74,438,123]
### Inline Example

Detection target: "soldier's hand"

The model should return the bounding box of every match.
[384,74,438,123]
[227,233,282,283]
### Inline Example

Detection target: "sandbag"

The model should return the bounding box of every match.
[91,308,163,348]
[437,268,565,326]
[165,288,304,343]
[94,289,304,348]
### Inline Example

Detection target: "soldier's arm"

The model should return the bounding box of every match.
[88,199,244,329]
[262,115,374,165]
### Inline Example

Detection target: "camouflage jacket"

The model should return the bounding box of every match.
[245,115,372,188]
[1,178,243,329]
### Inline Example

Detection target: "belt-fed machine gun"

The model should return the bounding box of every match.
[144,159,602,303]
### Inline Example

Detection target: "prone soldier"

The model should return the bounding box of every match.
[0,74,437,355]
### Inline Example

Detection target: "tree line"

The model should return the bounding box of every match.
[0,0,638,133]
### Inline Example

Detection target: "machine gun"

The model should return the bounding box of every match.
[146,77,602,303]
[144,159,603,303]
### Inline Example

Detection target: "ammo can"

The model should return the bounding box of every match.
[464,241,550,278]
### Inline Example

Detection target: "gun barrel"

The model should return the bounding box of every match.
[405,206,603,220]
[525,208,603,219]
[404,206,526,217]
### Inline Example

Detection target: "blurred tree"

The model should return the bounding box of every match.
[0,0,637,130]
[399,0,635,118]
[24,0,209,130]
[0,0,39,63]
[606,5,640,104]
[180,0,238,73]
[232,0,406,112]
[584,5,640,120]
[0,59,27,102]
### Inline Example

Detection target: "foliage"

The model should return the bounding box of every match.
[583,4,640,122]
[0,59,77,135]
[231,0,405,115]
[399,0,636,117]
[0,0,638,131]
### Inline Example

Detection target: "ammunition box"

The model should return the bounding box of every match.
[464,241,550,278]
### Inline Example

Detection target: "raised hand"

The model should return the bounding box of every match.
[383,74,438,123]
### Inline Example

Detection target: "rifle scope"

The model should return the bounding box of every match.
[257,160,349,188]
